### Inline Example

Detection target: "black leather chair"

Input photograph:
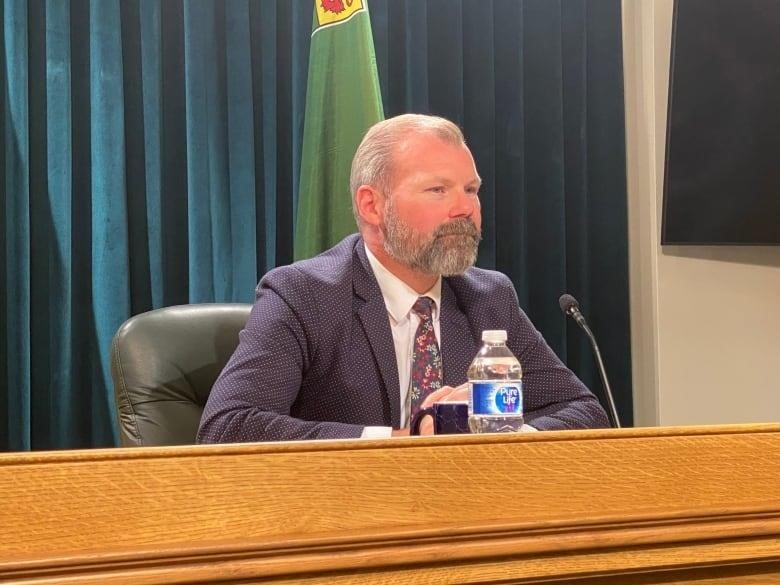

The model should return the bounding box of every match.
[110,303,251,446]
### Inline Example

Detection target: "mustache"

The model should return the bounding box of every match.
[433,219,481,239]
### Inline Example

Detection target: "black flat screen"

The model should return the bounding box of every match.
[662,0,780,245]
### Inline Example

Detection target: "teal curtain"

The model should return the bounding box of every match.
[1,0,630,450]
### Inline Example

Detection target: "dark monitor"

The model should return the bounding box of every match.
[662,0,780,245]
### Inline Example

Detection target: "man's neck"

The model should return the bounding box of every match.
[363,236,438,295]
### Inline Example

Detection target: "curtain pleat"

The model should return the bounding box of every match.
[120,0,151,314]
[183,0,217,302]
[44,0,74,445]
[1,0,631,449]
[138,0,163,308]
[3,0,32,450]
[225,0,258,300]
[89,0,128,444]
[519,0,568,334]
[492,1,526,290]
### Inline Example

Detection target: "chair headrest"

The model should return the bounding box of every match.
[110,303,251,446]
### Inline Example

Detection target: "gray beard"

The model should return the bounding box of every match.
[381,205,481,276]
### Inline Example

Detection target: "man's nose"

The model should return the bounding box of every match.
[449,190,477,218]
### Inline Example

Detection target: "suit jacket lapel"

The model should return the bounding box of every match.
[440,279,481,387]
[353,241,401,427]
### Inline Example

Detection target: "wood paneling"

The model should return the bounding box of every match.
[1,424,779,583]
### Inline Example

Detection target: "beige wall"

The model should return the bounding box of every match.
[622,0,780,427]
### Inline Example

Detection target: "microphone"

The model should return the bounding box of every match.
[559,294,621,428]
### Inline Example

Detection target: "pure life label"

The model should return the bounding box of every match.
[471,382,523,415]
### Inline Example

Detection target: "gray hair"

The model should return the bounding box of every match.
[350,114,465,225]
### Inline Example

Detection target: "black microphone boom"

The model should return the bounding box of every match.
[558,294,621,428]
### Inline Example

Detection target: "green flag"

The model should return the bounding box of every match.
[294,0,384,261]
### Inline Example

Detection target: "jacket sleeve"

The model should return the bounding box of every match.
[502,279,610,430]
[197,268,365,443]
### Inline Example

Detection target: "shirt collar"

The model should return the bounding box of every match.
[364,244,442,324]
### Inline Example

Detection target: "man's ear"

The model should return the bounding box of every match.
[355,185,385,227]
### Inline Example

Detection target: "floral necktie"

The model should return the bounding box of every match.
[409,296,443,419]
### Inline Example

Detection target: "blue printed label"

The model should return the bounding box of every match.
[470,382,523,415]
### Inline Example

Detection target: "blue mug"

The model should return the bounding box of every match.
[410,402,470,435]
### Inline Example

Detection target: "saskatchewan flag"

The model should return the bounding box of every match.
[293,0,384,261]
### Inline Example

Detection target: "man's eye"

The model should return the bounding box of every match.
[428,186,446,193]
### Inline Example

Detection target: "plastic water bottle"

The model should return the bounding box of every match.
[468,330,524,433]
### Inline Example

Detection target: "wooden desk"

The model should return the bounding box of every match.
[1,424,779,583]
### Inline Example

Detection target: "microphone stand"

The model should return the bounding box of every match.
[574,317,621,429]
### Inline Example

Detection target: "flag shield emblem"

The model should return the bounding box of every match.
[315,0,365,28]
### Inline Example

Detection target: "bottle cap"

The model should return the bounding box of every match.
[482,330,507,342]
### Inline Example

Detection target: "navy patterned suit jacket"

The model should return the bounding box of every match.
[197,234,608,442]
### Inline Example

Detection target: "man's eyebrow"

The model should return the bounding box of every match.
[425,176,482,186]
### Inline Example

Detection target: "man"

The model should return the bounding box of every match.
[197,114,608,443]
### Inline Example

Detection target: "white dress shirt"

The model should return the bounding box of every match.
[361,245,441,438]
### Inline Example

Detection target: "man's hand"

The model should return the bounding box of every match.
[406,383,469,436]
[420,383,469,409]
[392,384,470,436]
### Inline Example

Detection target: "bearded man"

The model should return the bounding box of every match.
[197,114,607,442]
